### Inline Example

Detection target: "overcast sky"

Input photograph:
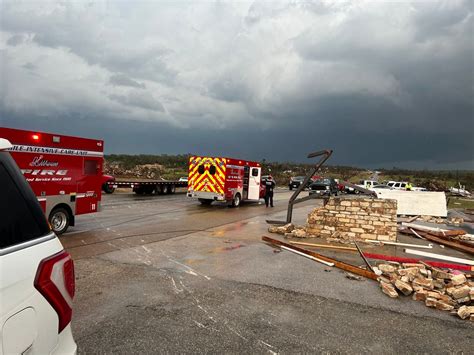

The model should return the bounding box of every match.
[1,0,472,169]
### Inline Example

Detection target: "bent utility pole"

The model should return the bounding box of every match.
[266,149,333,225]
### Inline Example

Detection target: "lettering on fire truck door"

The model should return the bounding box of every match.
[76,158,99,214]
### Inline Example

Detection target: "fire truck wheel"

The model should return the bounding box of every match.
[49,208,70,235]
[103,183,115,194]
[231,193,241,207]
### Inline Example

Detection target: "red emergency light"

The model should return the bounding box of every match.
[32,134,40,141]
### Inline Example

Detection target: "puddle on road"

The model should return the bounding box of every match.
[207,243,246,254]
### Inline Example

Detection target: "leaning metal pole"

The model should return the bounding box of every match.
[266,149,333,225]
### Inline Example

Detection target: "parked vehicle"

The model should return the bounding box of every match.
[334,178,345,192]
[289,176,312,190]
[371,184,392,189]
[0,127,104,234]
[102,174,116,194]
[178,176,188,182]
[357,180,378,189]
[387,181,411,190]
[0,137,77,354]
[384,181,426,191]
[309,177,339,196]
[187,156,264,207]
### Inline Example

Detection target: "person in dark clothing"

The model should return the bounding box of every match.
[264,176,276,207]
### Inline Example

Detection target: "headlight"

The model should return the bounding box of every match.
[326,186,329,190]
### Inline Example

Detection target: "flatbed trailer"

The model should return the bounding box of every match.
[107,180,187,195]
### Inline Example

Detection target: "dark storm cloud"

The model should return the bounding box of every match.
[0,1,472,168]
[109,74,146,89]
[109,92,165,112]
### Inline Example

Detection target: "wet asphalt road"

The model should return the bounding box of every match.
[64,190,473,354]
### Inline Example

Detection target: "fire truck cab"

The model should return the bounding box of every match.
[187,156,264,207]
[0,127,104,234]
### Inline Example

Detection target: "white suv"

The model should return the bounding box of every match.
[0,138,77,354]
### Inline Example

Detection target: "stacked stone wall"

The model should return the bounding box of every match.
[306,198,397,241]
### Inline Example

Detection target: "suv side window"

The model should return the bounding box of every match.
[0,154,50,249]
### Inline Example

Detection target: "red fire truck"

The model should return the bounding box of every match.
[187,155,265,206]
[0,127,104,234]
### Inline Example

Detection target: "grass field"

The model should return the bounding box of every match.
[447,196,474,209]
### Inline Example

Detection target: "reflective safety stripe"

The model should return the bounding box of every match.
[188,156,226,194]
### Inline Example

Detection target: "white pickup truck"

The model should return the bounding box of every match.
[386,181,426,191]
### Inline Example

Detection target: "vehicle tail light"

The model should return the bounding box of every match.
[34,250,75,333]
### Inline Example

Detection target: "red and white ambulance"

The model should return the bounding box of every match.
[187,155,265,206]
[0,127,104,234]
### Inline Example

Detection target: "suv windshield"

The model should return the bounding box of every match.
[315,179,331,184]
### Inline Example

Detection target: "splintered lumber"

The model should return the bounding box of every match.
[362,252,474,271]
[262,236,378,280]
[403,249,474,266]
[409,228,427,240]
[289,241,357,252]
[280,246,334,267]
[364,239,433,249]
[402,223,467,237]
[400,228,474,256]
[407,215,420,223]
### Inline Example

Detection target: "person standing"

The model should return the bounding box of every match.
[406,182,413,191]
[265,176,276,207]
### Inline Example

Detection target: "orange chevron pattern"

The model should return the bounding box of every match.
[188,156,226,194]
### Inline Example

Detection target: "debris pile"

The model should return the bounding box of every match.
[376,262,473,321]
[447,216,464,225]
[104,162,164,179]
[268,223,295,235]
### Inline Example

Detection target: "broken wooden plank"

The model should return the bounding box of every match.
[362,252,474,271]
[400,228,474,256]
[280,246,334,266]
[262,236,378,280]
[403,248,474,266]
[402,223,467,237]
[289,241,357,251]
[407,215,420,223]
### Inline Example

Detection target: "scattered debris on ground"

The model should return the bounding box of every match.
[268,223,294,235]
[447,217,465,225]
[376,262,473,321]
[266,190,474,321]
[345,272,363,281]
[262,236,378,280]
[264,235,473,321]
[400,223,474,256]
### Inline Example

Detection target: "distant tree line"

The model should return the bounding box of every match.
[105,154,191,170]
[104,154,473,190]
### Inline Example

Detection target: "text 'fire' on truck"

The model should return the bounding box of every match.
[0,127,104,234]
[187,156,266,207]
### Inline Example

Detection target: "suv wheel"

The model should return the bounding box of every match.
[49,208,70,235]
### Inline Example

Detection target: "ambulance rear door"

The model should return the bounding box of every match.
[248,166,261,200]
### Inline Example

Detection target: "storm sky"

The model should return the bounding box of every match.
[1,1,473,169]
